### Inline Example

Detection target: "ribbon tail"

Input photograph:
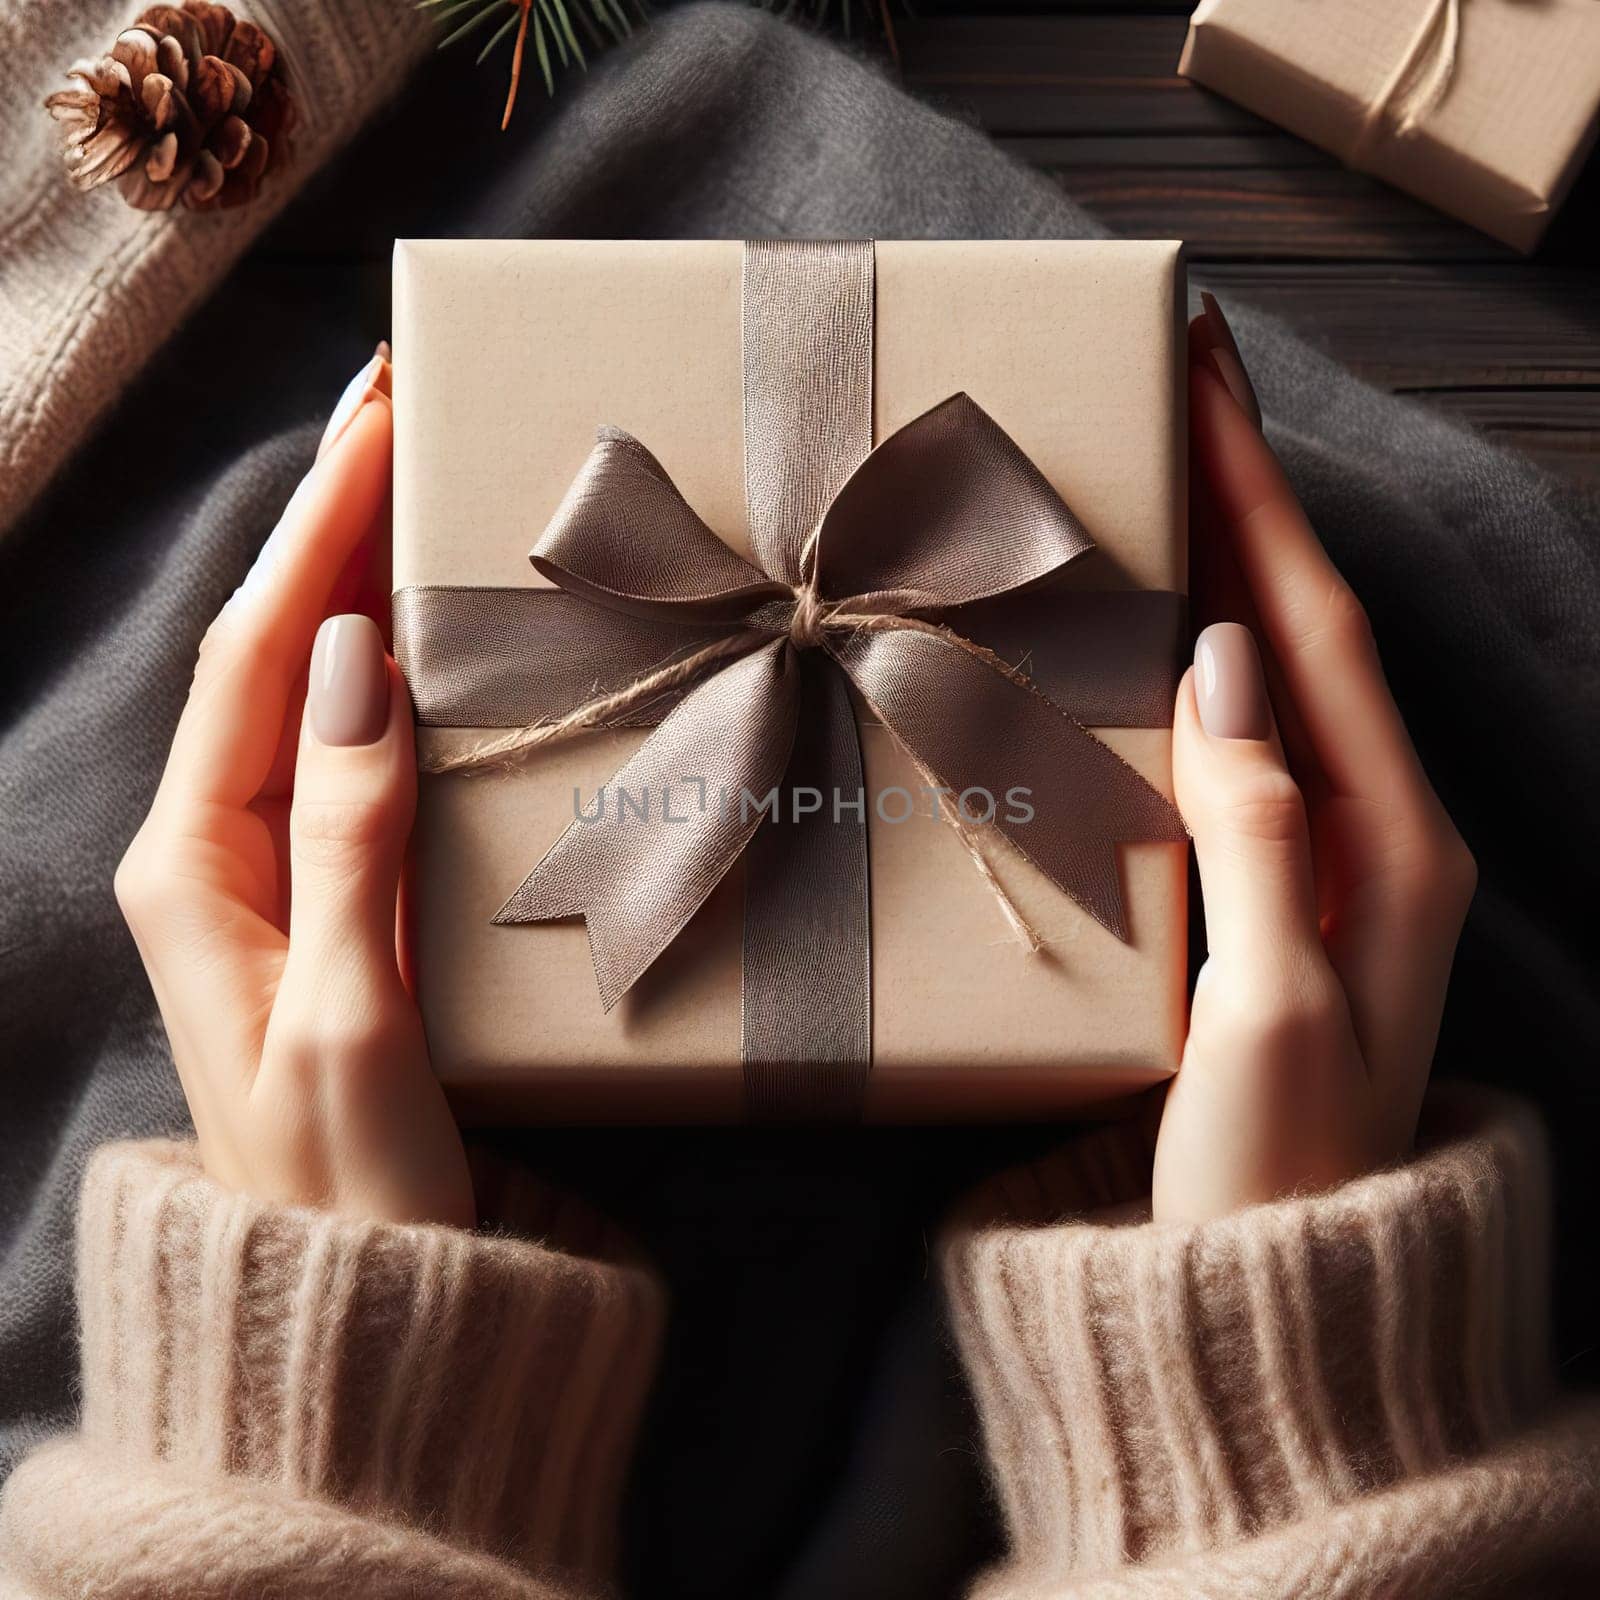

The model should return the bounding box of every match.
[741,654,872,1120]
[829,627,1187,943]
[494,639,800,1010]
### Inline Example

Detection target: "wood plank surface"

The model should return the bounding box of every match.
[899,10,1600,485]
[1052,164,1513,261]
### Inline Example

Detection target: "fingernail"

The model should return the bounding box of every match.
[372,340,393,398]
[1200,291,1262,429]
[309,614,389,746]
[1194,622,1271,740]
[316,346,386,460]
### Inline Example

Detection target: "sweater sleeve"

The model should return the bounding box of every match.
[943,1087,1600,1600]
[0,1140,663,1599]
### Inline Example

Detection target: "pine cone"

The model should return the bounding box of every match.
[45,3,293,211]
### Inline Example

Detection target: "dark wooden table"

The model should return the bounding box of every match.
[899,7,1600,487]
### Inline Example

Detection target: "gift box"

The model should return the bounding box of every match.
[391,239,1189,1122]
[1178,0,1600,253]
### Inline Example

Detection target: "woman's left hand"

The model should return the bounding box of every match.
[1153,298,1477,1224]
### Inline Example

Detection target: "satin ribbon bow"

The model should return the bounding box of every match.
[492,392,1188,1012]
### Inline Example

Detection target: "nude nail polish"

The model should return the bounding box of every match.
[1200,290,1263,429]
[309,615,389,746]
[1195,622,1271,740]
[316,347,386,460]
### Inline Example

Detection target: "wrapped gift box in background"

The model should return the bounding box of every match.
[391,238,1190,1122]
[1179,0,1600,252]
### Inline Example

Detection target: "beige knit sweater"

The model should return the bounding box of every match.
[0,0,430,535]
[2,1088,1597,1597]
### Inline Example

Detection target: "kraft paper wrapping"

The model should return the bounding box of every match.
[392,239,1189,1122]
[1180,0,1600,252]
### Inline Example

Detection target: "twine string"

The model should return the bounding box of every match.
[421,581,1049,950]
[419,631,760,775]
[1347,0,1462,167]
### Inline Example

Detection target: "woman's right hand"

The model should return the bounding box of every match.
[115,354,474,1229]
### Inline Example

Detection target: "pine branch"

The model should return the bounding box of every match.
[422,0,633,124]
[422,0,904,129]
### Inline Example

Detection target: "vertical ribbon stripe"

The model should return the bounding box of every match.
[741,240,875,585]
[741,654,873,1120]
[740,240,876,1116]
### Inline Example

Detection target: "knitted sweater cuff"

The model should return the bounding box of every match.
[75,1140,663,1585]
[942,1086,1555,1575]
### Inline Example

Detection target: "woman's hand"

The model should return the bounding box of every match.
[115,353,474,1229]
[1154,297,1477,1224]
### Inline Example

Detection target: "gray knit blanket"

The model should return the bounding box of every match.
[2,8,1596,1597]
